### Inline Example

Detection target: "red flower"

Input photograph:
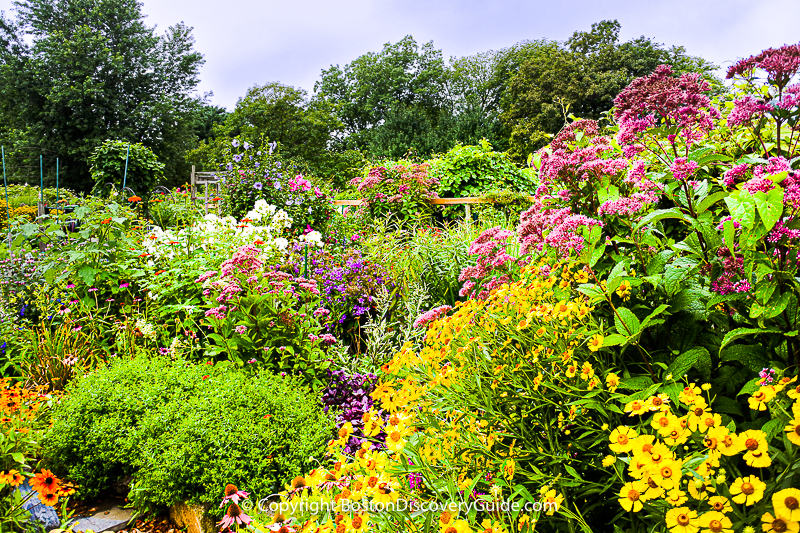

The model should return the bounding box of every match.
[155,270,166,275]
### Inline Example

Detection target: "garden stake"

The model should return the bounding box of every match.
[122,143,130,191]
[55,158,59,222]
[2,147,10,252]
[304,243,309,279]
[39,154,43,205]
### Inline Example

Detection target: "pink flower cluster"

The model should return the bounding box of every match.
[722,164,750,187]
[458,227,517,299]
[289,175,313,192]
[549,119,600,151]
[727,43,800,88]
[741,177,775,195]
[670,157,699,183]
[412,305,453,329]
[710,246,751,295]
[726,96,770,127]
[516,201,603,257]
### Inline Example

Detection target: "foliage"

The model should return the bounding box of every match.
[347,162,439,223]
[430,140,531,198]
[216,135,334,236]
[0,0,204,190]
[321,369,380,455]
[199,244,333,389]
[147,185,203,229]
[44,355,335,510]
[89,140,165,195]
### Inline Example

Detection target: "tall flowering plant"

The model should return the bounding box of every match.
[219,135,334,237]
[348,162,439,223]
[198,244,333,388]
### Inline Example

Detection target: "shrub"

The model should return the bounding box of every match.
[89,140,164,195]
[218,136,333,237]
[44,355,334,511]
[347,161,439,223]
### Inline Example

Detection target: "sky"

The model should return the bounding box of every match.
[1,0,799,110]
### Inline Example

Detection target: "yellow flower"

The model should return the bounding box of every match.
[541,490,563,515]
[618,481,646,512]
[773,488,800,522]
[788,384,800,400]
[602,455,616,467]
[609,426,638,453]
[654,459,682,490]
[666,489,688,506]
[707,496,732,514]
[730,475,765,506]
[699,510,732,533]
[588,334,604,352]
[440,519,473,533]
[679,384,702,405]
[740,429,768,454]
[616,280,632,300]
[688,478,715,501]
[744,448,772,468]
[566,364,578,378]
[785,418,800,446]
[665,507,698,533]
[580,361,595,380]
[624,399,649,416]
[648,394,671,412]
[606,373,620,392]
[748,386,777,411]
[761,513,800,533]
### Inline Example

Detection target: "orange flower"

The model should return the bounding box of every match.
[39,491,58,506]
[128,196,142,202]
[30,469,60,494]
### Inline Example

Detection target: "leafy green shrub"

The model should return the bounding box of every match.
[44,356,334,510]
[347,161,439,223]
[428,140,533,218]
[89,140,165,195]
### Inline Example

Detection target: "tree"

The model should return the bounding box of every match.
[0,0,204,191]
[501,20,718,160]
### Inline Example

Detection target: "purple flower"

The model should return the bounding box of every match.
[233,154,243,163]
[274,181,281,190]
[88,287,98,292]
[254,182,263,190]
[231,139,240,147]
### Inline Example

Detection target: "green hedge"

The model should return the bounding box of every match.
[44,356,334,511]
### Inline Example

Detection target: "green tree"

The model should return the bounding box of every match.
[501,20,718,160]
[0,0,204,190]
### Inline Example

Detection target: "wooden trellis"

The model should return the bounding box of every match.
[190,166,221,214]
[332,196,537,218]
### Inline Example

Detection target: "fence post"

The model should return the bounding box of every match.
[190,165,196,202]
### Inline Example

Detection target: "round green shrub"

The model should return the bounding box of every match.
[44,356,334,511]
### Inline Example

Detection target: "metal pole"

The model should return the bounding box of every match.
[56,158,59,220]
[304,243,309,279]
[2,147,10,252]
[38,155,44,217]
[122,144,130,191]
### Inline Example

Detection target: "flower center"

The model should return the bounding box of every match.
[712,501,723,511]
[693,408,704,416]
[773,519,788,533]
[617,434,629,445]
[786,496,800,510]
[677,514,690,526]
[390,431,402,442]
[627,489,640,501]
[742,482,755,495]
[709,519,722,532]
[352,516,363,529]
[745,438,759,450]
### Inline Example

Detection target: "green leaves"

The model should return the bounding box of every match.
[667,347,711,380]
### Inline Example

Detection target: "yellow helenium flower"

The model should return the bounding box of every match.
[588,334,604,352]
[707,496,732,514]
[618,481,646,512]
[785,418,800,446]
[679,384,702,405]
[624,399,649,416]
[609,426,638,453]
[665,507,698,533]
[602,455,616,467]
[606,373,620,392]
[730,475,765,505]
[699,510,732,533]
[773,488,800,522]
[665,489,688,506]
[748,386,777,411]
[761,513,800,533]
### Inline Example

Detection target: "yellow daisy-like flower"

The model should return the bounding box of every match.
[580,361,595,380]
[650,411,679,436]
[740,429,768,454]
[588,334,604,352]
[761,513,800,533]
[542,490,563,516]
[618,481,646,512]
[654,459,682,490]
[679,384,702,406]
[602,455,616,467]
[606,373,620,392]
[609,426,638,453]
[665,507,698,533]
[785,418,800,446]
[565,364,578,378]
[624,399,649,416]
[730,476,765,506]
[688,479,715,501]
[666,489,688,506]
[707,496,732,514]
[773,488,800,522]
[700,510,732,533]
[788,384,800,400]
[748,386,777,411]
[744,448,772,468]
[441,518,472,533]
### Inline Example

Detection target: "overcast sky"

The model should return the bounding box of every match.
[1,0,799,110]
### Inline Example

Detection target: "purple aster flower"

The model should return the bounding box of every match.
[274,181,281,190]
[233,154,243,163]
[231,139,240,147]
[254,182,263,190]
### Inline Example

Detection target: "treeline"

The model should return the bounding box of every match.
[0,0,716,191]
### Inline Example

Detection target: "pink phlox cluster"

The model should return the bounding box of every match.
[777,83,800,110]
[614,65,718,146]
[722,164,750,187]
[767,219,800,243]
[538,145,612,187]
[550,119,601,151]
[220,245,263,278]
[598,197,646,217]
[711,247,751,295]
[782,173,800,210]
[727,43,800,87]
[350,167,386,191]
[194,270,218,283]
[727,96,770,127]
[319,334,337,345]
[741,177,775,194]
[516,201,603,257]
[458,227,517,299]
[753,156,791,179]
[205,305,227,320]
[216,283,243,303]
[670,157,700,182]
[412,305,453,329]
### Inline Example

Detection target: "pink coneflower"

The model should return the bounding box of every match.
[218,503,251,528]
[119,282,129,289]
[57,306,71,315]
[220,484,250,507]
[65,283,75,289]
